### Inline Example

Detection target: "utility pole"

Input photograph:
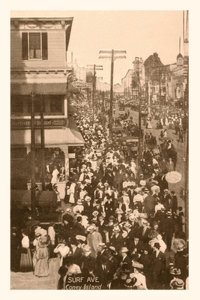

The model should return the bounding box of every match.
[99,49,126,140]
[87,64,103,122]
[137,70,142,165]
[31,92,36,216]
[110,50,114,139]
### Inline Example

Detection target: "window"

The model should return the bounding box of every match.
[11,96,24,114]
[22,32,48,60]
[29,33,41,59]
[49,96,63,114]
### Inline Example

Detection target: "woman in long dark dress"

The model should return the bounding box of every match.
[19,229,33,272]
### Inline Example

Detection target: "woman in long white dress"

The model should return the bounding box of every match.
[69,181,76,204]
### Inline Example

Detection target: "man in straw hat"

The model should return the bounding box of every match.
[81,245,96,276]
[110,225,124,253]
[119,247,132,271]
[86,224,102,258]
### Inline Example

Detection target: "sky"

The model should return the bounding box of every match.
[10,10,183,84]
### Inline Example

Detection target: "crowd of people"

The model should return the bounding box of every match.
[11,102,188,290]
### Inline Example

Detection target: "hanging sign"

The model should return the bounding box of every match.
[11,118,68,129]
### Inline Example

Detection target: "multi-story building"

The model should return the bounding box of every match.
[11,17,85,190]
[121,69,133,99]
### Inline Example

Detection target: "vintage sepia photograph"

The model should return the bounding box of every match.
[9,10,189,290]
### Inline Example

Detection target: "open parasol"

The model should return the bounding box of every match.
[165,171,182,184]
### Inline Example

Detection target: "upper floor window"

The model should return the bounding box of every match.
[11,95,23,114]
[22,32,48,60]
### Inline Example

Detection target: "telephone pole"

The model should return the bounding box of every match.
[87,64,103,122]
[99,49,126,139]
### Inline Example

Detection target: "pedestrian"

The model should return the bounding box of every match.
[19,228,33,272]
[149,242,166,289]
[169,268,184,289]
[48,222,56,258]
[129,261,148,289]
[34,235,50,277]
[86,224,102,258]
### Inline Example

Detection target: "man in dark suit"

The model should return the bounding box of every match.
[83,196,93,218]
[170,191,178,214]
[161,211,175,250]
[143,192,156,216]
[73,216,86,236]
[81,245,96,275]
[110,226,125,253]
[128,236,143,255]
[149,242,166,289]
[67,237,83,268]
[119,247,132,271]
[162,189,173,211]
[94,254,111,289]
[139,219,151,244]
[127,186,135,209]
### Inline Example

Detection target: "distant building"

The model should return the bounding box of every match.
[121,69,133,99]
[96,78,110,92]
[113,83,123,94]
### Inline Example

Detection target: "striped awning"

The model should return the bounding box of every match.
[11,82,67,95]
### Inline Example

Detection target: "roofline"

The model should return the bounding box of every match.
[121,69,133,81]
[10,17,73,23]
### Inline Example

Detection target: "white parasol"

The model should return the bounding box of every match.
[165,171,182,184]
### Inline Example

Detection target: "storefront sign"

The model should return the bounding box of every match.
[68,153,76,158]
[11,118,68,129]
[65,275,102,290]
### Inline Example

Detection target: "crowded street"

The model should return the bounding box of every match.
[11,98,188,290]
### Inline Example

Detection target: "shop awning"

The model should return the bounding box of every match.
[11,116,85,147]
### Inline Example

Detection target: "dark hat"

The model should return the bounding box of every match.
[170,268,181,276]
[70,237,78,246]
[154,242,161,250]
[124,277,137,289]
[63,213,73,223]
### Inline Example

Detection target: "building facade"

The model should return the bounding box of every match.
[11,17,85,190]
